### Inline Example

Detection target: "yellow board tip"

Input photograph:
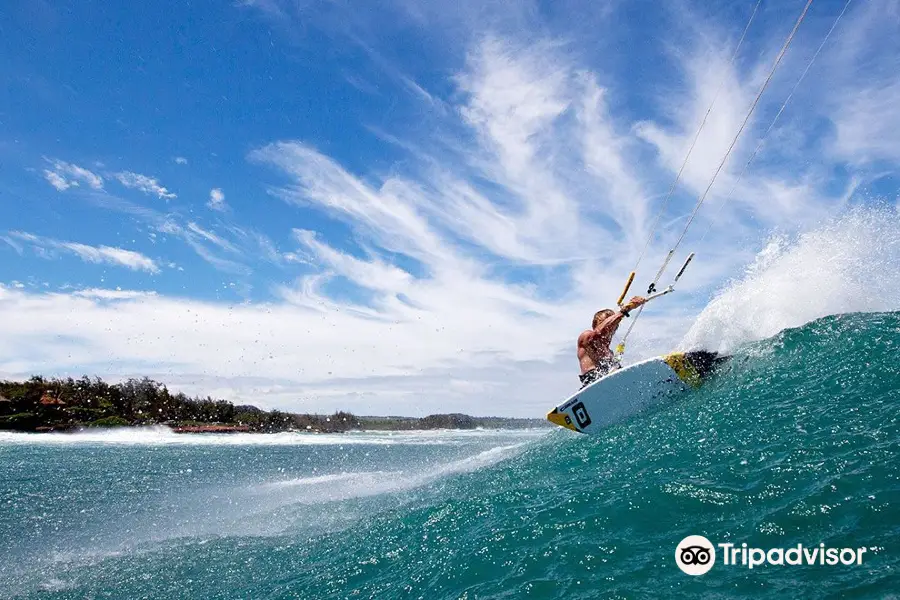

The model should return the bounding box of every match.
[546,408,578,432]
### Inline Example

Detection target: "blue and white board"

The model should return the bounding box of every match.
[547,351,725,434]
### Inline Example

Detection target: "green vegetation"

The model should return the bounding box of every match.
[86,416,131,428]
[0,376,548,433]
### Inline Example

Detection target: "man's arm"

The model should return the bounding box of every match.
[594,297,648,344]
[595,311,627,345]
[621,295,648,315]
[577,329,596,348]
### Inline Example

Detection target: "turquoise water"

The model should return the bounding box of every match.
[1,311,898,599]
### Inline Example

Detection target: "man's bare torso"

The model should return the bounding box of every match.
[576,297,645,377]
[577,328,615,374]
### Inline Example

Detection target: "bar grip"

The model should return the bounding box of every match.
[675,252,695,282]
[617,272,636,306]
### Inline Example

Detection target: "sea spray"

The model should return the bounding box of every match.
[680,206,900,353]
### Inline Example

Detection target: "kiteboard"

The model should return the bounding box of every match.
[546,350,726,434]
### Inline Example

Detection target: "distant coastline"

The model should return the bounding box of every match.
[0,376,548,433]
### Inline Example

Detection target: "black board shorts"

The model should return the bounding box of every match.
[579,359,619,388]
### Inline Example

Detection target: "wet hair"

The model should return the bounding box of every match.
[592,309,615,329]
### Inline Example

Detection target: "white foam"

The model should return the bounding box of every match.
[680,207,900,353]
[267,470,404,488]
[0,426,547,447]
[255,443,528,506]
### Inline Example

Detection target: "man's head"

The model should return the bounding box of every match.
[592,309,615,329]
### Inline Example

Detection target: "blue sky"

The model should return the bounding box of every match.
[1,0,898,416]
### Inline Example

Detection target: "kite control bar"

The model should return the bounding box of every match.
[644,285,675,303]
[674,252,695,283]
[616,271,636,307]
[647,251,695,295]
[616,252,694,309]
[613,251,695,358]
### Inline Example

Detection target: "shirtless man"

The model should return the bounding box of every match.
[577,295,648,388]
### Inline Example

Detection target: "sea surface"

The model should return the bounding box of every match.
[1,311,898,599]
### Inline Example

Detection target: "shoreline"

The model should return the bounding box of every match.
[9,423,549,435]
[1,375,550,434]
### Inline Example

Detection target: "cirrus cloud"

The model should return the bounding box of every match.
[113,171,177,200]
[8,231,161,274]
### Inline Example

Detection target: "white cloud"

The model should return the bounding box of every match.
[44,170,72,191]
[454,37,582,255]
[208,188,227,211]
[1,235,24,255]
[64,243,159,273]
[822,0,900,168]
[113,171,177,200]
[157,220,250,274]
[73,288,159,300]
[174,156,189,165]
[42,160,104,191]
[186,222,239,254]
[8,231,161,274]
[832,79,900,165]
[224,225,289,265]
[238,0,287,21]
[293,228,414,294]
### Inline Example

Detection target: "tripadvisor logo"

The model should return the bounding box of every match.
[676,535,715,575]
[675,535,868,575]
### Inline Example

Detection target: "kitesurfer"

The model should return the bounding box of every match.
[577,296,648,387]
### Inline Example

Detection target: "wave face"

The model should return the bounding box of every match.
[1,311,897,598]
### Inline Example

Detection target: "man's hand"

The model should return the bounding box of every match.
[622,296,647,312]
